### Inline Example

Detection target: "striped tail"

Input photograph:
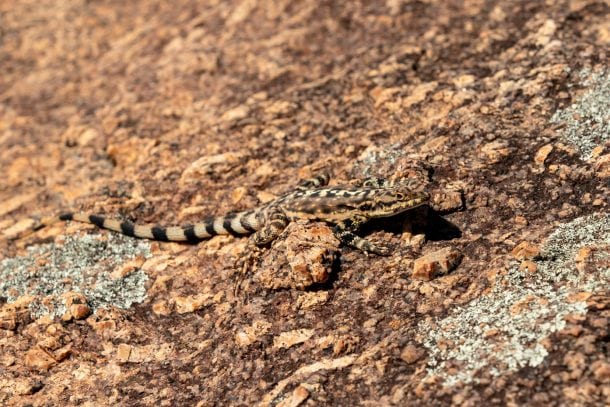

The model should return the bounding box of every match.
[49,211,262,243]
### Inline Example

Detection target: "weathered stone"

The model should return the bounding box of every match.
[412,247,462,281]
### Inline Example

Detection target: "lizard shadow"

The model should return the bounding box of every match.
[422,208,462,241]
[359,206,462,242]
[305,206,462,292]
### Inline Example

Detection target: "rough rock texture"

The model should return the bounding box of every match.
[0,0,609,406]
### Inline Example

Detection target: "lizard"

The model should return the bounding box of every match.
[37,173,429,258]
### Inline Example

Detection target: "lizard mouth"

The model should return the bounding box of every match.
[375,197,429,217]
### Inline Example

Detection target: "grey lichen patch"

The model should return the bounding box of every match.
[0,233,151,319]
[418,214,610,386]
[550,68,610,160]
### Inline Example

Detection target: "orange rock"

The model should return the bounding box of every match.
[69,304,91,320]
[412,247,462,281]
[110,255,146,279]
[24,347,57,370]
[479,140,512,164]
[295,291,329,309]
[0,193,36,217]
[257,222,339,290]
[400,344,425,364]
[430,191,462,212]
[61,291,91,321]
[174,293,214,314]
[566,292,593,303]
[220,104,250,122]
[116,343,132,362]
[574,245,610,273]
[106,138,155,168]
[519,260,538,273]
[591,361,610,382]
[483,328,500,338]
[273,328,314,350]
[0,296,34,330]
[510,294,548,315]
[594,154,610,178]
[559,325,583,337]
[511,241,541,260]
[2,218,36,240]
[152,300,172,316]
[235,320,272,347]
[535,144,553,165]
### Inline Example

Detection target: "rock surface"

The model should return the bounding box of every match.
[1,0,608,405]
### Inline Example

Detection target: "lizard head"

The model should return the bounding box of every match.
[363,187,430,218]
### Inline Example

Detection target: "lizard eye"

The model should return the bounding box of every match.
[395,193,405,200]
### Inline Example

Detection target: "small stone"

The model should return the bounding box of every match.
[295,291,329,309]
[566,292,593,303]
[594,154,610,178]
[24,347,57,370]
[509,294,548,315]
[53,345,71,362]
[519,260,537,273]
[453,74,476,88]
[535,144,553,165]
[61,291,91,321]
[420,136,449,153]
[70,304,91,320]
[174,293,214,314]
[220,104,249,122]
[2,218,36,240]
[13,379,44,396]
[514,215,528,226]
[483,328,500,338]
[511,241,541,260]
[273,329,314,350]
[276,385,310,407]
[0,296,34,330]
[479,140,512,164]
[106,138,155,167]
[333,339,347,355]
[254,162,275,177]
[78,128,99,145]
[257,222,339,290]
[563,351,586,379]
[230,187,247,204]
[264,100,296,117]
[116,343,132,362]
[559,325,583,337]
[574,245,610,273]
[111,255,146,279]
[412,247,462,281]
[152,300,172,316]
[180,152,245,183]
[0,193,36,217]
[589,317,608,329]
[592,361,610,382]
[235,320,272,347]
[430,191,462,212]
[400,344,425,364]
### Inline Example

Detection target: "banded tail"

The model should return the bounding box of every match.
[46,211,262,243]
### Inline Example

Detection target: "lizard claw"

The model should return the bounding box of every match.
[370,244,392,256]
[233,243,263,298]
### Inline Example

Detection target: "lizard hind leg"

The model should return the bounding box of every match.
[234,207,290,296]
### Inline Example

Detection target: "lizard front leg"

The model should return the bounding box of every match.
[333,215,391,256]
[295,172,330,191]
[361,177,392,188]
